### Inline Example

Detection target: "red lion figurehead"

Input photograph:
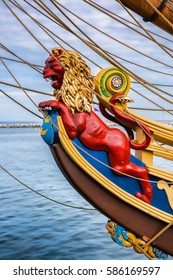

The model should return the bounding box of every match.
[42,48,94,114]
[39,48,153,204]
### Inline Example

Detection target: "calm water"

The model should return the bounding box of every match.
[0,127,172,260]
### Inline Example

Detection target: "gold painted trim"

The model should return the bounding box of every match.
[58,117,173,223]
[148,166,173,182]
[146,143,173,160]
[127,109,173,146]
[157,180,173,210]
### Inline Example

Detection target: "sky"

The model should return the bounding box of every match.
[0,0,173,122]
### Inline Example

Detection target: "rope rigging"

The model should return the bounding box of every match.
[0,164,96,211]
[0,89,42,119]
[1,0,173,139]
[0,57,38,108]
[85,0,173,43]
[3,0,173,104]
[1,159,172,260]
[6,0,173,79]
[11,0,102,70]
[116,0,173,58]
[0,81,53,96]
[0,56,43,69]
[50,0,173,70]
[0,43,43,73]
[1,0,173,259]
[38,109,173,182]
[84,0,173,56]
[1,0,172,177]
[40,0,173,105]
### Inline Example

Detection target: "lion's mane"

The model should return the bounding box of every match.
[52,48,95,114]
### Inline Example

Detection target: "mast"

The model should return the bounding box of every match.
[119,0,173,34]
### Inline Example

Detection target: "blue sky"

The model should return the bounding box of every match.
[0,0,172,122]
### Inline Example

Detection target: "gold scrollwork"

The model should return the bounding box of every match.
[157,180,173,210]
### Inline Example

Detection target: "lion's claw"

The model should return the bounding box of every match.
[39,100,59,109]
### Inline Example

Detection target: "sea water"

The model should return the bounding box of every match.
[0,127,172,260]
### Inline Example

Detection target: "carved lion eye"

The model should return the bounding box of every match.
[48,62,53,67]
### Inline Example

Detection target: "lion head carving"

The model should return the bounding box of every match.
[43,48,95,114]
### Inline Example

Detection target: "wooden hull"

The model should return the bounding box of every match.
[50,141,173,256]
[120,0,173,34]
[40,110,173,257]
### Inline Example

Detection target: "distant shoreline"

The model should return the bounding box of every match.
[0,123,41,128]
[0,120,172,128]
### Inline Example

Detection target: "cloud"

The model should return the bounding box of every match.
[0,0,172,122]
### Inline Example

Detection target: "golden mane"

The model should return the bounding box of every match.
[52,48,95,114]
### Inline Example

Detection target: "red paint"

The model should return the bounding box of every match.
[110,94,151,150]
[39,53,153,204]
[39,100,152,204]
[43,55,65,90]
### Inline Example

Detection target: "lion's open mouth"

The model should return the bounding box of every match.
[50,76,58,87]
[45,75,60,88]
[45,75,57,82]
[49,75,57,81]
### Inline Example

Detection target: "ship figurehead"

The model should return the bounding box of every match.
[39,48,153,205]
